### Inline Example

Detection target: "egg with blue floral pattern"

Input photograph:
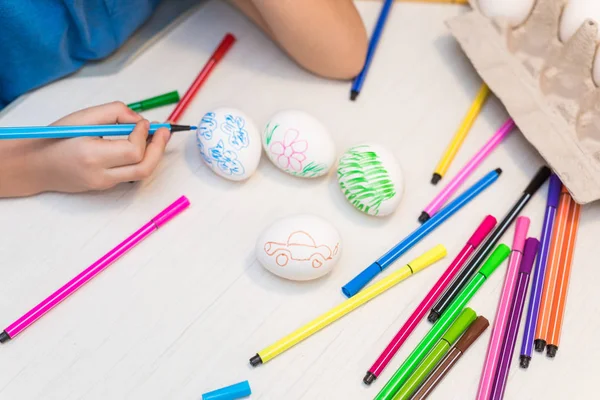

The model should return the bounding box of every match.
[196,108,261,181]
[262,110,335,178]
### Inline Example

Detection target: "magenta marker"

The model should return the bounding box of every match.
[419,119,515,223]
[0,196,190,342]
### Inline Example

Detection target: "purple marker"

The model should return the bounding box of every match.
[491,238,539,400]
[519,174,562,368]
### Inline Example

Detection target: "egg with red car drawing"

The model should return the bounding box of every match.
[262,110,336,178]
[256,214,342,281]
[196,107,261,181]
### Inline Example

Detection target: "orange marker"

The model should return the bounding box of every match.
[534,186,572,352]
[545,199,581,358]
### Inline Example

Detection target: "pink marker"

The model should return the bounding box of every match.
[0,196,190,343]
[363,215,497,384]
[476,216,530,400]
[419,119,515,223]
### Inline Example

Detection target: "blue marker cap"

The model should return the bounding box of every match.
[342,262,381,298]
[202,380,251,400]
[547,173,562,209]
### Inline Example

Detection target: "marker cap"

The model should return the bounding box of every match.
[128,90,180,112]
[455,316,489,352]
[478,244,511,278]
[202,380,251,400]
[512,217,530,253]
[408,244,447,274]
[342,263,381,298]
[547,174,563,208]
[520,238,540,274]
[443,307,477,344]
[468,215,497,248]
[524,166,551,195]
[152,196,190,228]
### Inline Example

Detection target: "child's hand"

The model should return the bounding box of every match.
[0,102,171,198]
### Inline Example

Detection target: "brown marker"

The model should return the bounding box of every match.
[411,316,490,400]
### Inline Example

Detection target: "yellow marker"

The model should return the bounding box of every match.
[249,245,447,366]
[431,83,490,185]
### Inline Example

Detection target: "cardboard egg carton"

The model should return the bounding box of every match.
[446,0,600,204]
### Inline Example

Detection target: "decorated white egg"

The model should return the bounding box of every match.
[337,144,403,217]
[558,0,600,85]
[262,110,335,178]
[196,108,261,181]
[478,0,535,26]
[256,214,342,281]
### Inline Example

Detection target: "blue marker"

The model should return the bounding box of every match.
[202,380,251,400]
[341,168,502,298]
[0,123,196,140]
[350,0,394,101]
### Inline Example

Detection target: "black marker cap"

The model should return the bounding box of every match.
[519,355,531,369]
[534,339,546,352]
[524,166,551,195]
[0,331,10,343]
[249,354,263,367]
[546,345,558,358]
[363,372,377,385]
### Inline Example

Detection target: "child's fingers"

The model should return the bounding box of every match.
[51,101,142,126]
[94,120,151,168]
[105,128,170,183]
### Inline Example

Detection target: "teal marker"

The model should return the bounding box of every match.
[375,244,511,400]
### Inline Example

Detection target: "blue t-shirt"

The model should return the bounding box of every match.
[0,0,162,110]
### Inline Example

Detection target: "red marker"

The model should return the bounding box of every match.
[363,215,496,385]
[168,33,236,123]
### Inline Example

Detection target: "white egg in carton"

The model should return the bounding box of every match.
[447,0,600,203]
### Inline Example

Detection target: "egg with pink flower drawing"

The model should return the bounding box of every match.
[262,110,336,178]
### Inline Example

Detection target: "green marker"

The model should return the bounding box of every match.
[392,308,477,400]
[375,244,510,400]
[127,90,180,112]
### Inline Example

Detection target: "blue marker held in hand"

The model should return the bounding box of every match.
[341,168,502,298]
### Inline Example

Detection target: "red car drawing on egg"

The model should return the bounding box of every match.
[264,231,339,269]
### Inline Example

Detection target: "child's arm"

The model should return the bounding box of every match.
[229,0,368,79]
[0,102,170,198]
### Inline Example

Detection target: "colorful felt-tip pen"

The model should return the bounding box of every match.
[374,244,510,400]
[393,308,477,400]
[476,217,529,400]
[201,380,251,400]
[428,166,551,323]
[128,90,180,112]
[249,246,446,366]
[0,196,190,342]
[411,316,490,400]
[490,238,539,400]
[342,168,501,298]
[363,215,496,385]
[519,174,562,368]
[0,124,195,140]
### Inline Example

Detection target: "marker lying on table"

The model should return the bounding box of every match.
[363,215,496,385]
[374,244,510,400]
[249,245,447,367]
[393,308,477,400]
[0,124,196,140]
[490,238,539,400]
[476,217,529,400]
[411,316,490,400]
[428,166,551,323]
[0,196,190,343]
[341,168,501,298]
[519,174,561,368]
[201,380,251,400]
[127,90,180,112]
[420,118,514,223]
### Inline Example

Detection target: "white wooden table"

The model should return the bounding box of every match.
[1,1,598,399]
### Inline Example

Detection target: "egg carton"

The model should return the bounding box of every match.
[446,0,600,204]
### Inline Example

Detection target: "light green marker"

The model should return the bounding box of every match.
[392,308,477,400]
[375,244,510,400]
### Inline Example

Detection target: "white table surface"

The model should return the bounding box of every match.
[1,1,599,399]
